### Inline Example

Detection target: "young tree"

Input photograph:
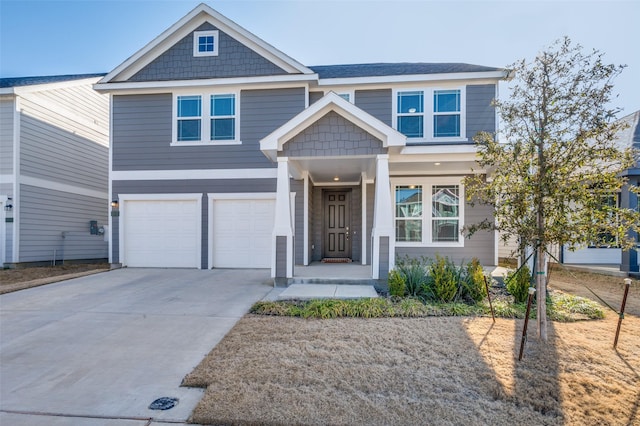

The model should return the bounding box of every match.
[465,37,639,341]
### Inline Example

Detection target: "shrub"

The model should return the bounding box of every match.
[388,269,406,297]
[428,255,459,302]
[506,264,531,303]
[392,256,429,297]
[460,257,487,302]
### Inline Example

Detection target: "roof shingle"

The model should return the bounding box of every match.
[309,63,503,79]
[0,73,106,88]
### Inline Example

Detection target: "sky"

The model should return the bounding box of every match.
[1,0,638,116]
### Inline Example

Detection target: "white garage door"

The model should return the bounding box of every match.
[123,199,200,268]
[212,199,275,268]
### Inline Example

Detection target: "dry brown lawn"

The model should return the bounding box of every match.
[0,263,109,294]
[184,270,639,426]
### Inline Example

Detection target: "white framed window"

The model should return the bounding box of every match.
[393,87,466,142]
[176,95,202,142]
[193,30,219,57]
[393,177,465,247]
[172,91,240,145]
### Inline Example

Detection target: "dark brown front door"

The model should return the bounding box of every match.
[324,190,351,258]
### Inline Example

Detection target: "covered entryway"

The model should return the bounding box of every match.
[210,195,275,268]
[120,195,201,268]
[260,92,406,280]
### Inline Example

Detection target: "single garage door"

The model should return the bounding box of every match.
[212,198,275,268]
[123,199,200,268]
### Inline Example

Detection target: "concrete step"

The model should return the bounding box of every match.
[287,277,377,286]
[275,284,379,300]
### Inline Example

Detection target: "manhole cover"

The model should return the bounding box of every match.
[149,397,179,410]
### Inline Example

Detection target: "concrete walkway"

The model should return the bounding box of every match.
[0,268,273,426]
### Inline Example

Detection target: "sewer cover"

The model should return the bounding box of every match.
[149,397,179,410]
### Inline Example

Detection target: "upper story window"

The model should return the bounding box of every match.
[393,178,464,247]
[210,94,235,140]
[173,92,239,145]
[193,30,219,57]
[433,90,461,138]
[177,95,202,141]
[397,91,424,138]
[394,88,465,142]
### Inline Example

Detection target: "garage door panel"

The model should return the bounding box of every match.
[212,199,275,268]
[123,199,200,268]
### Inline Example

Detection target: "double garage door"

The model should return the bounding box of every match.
[121,196,275,268]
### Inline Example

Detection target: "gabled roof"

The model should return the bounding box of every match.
[310,63,503,79]
[99,3,313,84]
[260,92,406,161]
[0,73,106,88]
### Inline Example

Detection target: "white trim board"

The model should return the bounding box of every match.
[20,175,108,200]
[111,168,277,181]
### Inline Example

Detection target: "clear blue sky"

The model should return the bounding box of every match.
[1,0,638,115]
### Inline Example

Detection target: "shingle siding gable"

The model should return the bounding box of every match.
[129,23,290,82]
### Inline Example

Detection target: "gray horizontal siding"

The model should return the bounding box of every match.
[130,23,288,82]
[112,178,276,196]
[396,199,495,266]
[0,98,14,175]
[20,114,108,191]
[466,84,496,139]
[309,91,324,105]
[18,184,108,262]
[241,87,306,150]
[4,221,13,265]
[112,88,305,171]
[355,89,392,126]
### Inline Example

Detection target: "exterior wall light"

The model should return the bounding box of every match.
[111,200,120,217]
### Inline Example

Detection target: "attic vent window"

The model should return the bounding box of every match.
[194,30,219,57]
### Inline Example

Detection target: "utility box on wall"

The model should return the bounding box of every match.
[89,220,98,235]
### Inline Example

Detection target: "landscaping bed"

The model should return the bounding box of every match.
[0,263,110,294]
[183,262,639,426]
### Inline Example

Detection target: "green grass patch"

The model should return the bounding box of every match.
[251,292,604,322]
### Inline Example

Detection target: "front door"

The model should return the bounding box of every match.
[324,190,351,258]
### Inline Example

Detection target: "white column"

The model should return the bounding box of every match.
[371,154,395,279]
[272,157,294,278]
[361,173,367,266]
[303,171,309,266]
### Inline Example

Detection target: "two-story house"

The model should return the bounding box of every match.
[1,74,109,267]
[95,3,509,282]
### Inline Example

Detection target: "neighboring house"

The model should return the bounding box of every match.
[94,3,509,282]
[561,110,640,274]
[0,74,110,267]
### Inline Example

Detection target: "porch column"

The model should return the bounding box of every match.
[621,179,639,274]
[371,154,395,279]
[272,157,294,282]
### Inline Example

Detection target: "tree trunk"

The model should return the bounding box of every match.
[536,243,547,341]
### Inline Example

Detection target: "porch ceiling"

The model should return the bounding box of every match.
[291,157,376,184]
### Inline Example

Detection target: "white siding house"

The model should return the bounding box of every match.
[0,74,110,266]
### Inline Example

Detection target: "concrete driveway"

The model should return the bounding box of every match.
[0,268,273,425]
